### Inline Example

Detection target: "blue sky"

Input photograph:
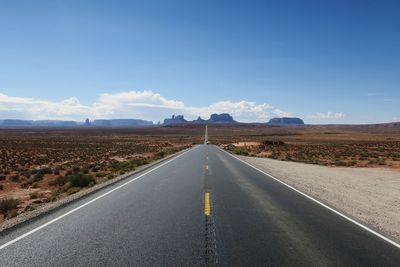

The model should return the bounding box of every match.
[0,0,399,123]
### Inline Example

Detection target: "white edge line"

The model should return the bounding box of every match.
[0,147,196,250]
[217,146,400,249]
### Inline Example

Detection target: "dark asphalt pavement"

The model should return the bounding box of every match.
[0,145,399,266]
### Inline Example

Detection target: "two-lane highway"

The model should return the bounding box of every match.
[0,144,400,266]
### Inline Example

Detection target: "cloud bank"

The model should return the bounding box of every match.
[0,91,291,123]
[311,112,345,120]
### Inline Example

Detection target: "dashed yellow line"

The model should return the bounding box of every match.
[204,192,211,216]
[206,164,209,171]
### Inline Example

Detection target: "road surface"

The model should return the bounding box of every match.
[0,145,399,266]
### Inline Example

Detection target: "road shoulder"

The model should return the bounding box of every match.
[235,154,400,243]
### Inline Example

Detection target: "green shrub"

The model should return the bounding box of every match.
[49,175,69,186]
[50,174,95,188]
[37,167,52,175]
[0,198,19,214]
[10,175,20,182]
[335,160,348,166]
[130,158,148,166]
[96,172,107,178]
[33,173,44,182]
[50,190,60,202]
[154,150,166,159]
[377,157,385,165]
[29,191,40,199]
[68,174,95,188]
[233,147,249,156]
[109,161,136,173]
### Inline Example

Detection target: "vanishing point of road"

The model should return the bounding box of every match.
[0,144,400,266]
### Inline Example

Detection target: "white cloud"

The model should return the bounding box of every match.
[311,112,345,119]
[96,91,184,110]
[0,90,290,122]
[90,91,186,120]
[0,93,89,119]
[383,98,393,102]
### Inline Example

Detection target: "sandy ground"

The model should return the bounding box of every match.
[238,155,400,242]
[233,142,260,147]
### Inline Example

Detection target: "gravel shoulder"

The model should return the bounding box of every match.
[238,155,400,242]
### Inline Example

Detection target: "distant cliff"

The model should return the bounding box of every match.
[163,115,187,125]
[268,117,304,125]
[208,113,236,123]
[163,113,236,125]
[193,116,206,123]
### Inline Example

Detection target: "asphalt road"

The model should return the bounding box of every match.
[0,145,399,266]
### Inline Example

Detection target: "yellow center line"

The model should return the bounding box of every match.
[206,164,209,171]
[204,192,211,216]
